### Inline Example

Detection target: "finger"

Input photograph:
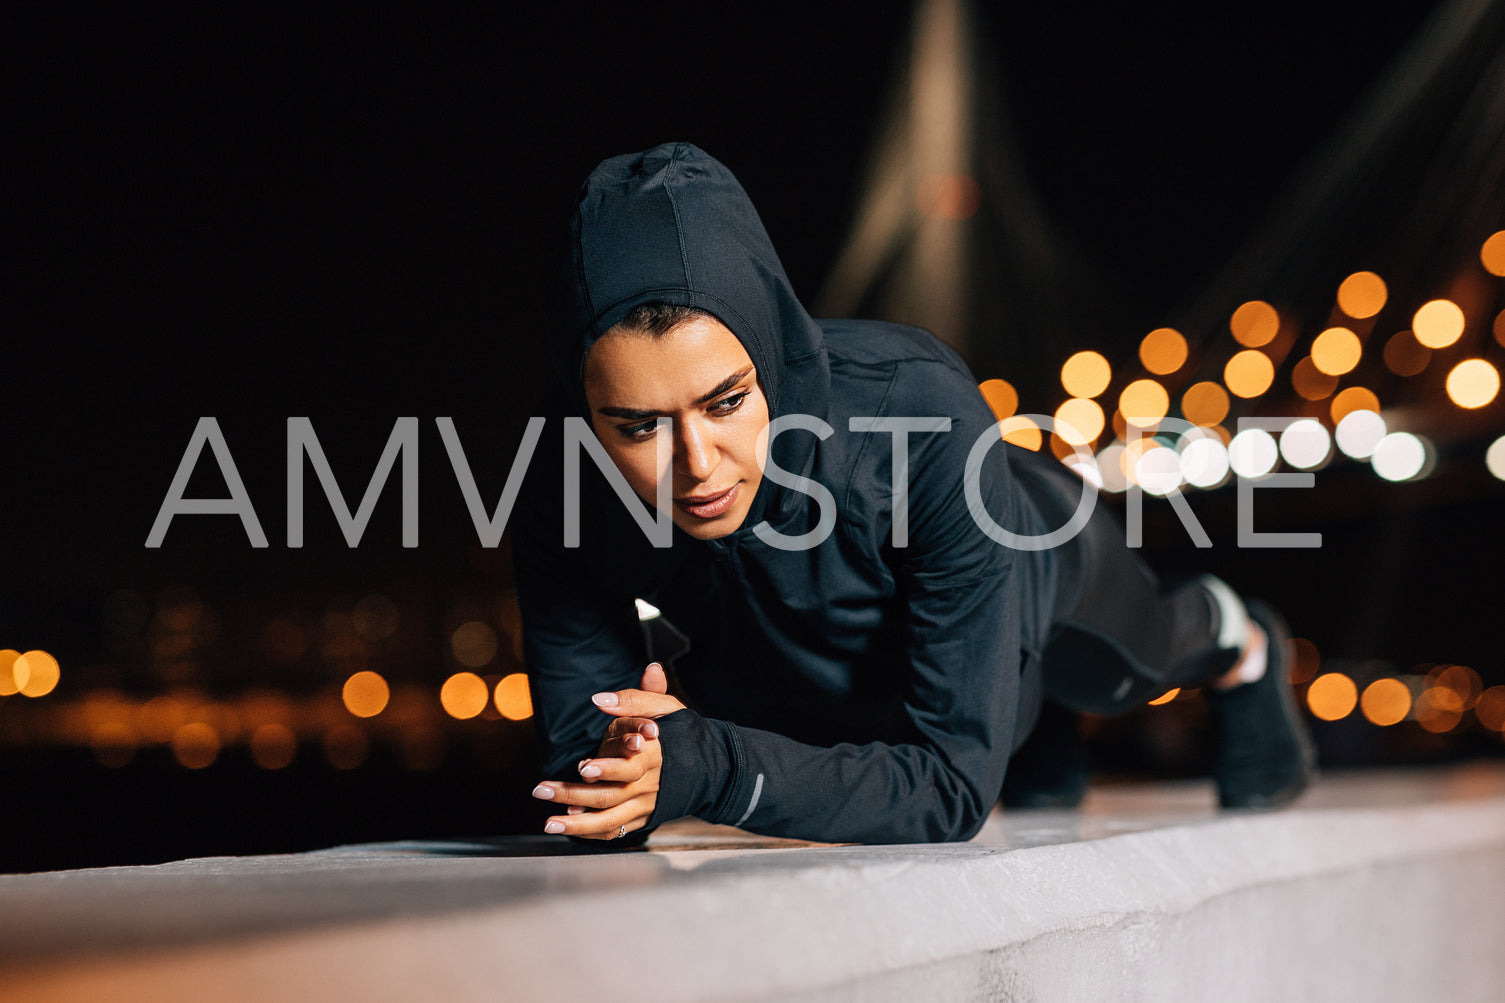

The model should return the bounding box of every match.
[533,777,649,810]
[640,661,668,695]
[577,753,651,783]
[591,687,686,719]
[603,716,661,741]
[543,794,655,839]
[583,735,649,774]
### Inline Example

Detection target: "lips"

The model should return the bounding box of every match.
[674,483,739,519]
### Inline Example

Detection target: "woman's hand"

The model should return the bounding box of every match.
[534,662,686,840]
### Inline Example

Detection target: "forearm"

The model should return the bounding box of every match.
[650,709,1004,844]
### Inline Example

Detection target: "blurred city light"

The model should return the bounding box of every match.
[1486,435,1505,480]
[1061,351,1112,399]
[1181,381,1230,426]
[1179,430,1231,489]
[1308,672,1358,721]
[1330,387,1380,425]
[1228,428,1278,478]
[978,378,1018,420]
[1412,299,1465,348]
[1230,300,1280,347]
[1382,331,1431,376]
[1445,358,1500,409]
[171,722,220,769]
[1291,357,1339,401]
[494,673,534,721]
[441,672,490,720]
[1134,445,1184,496]
[250,723,297,770]
[1148,688,1180,706]
[1000,415,1042,450]
[1119,379,1169,427]
[1311,327,1362,376]
[1335,410,1387,459]
[1481,229,1505,276]
[0,650,21,697]
[1279,419,1332,469]
[1336,271,1388,319]
[1360,678,1411,726]
[1224,350,1275,398]
[342,671,390,719]
[14,650,61,698]
[450,621,499,668]
[1371,432,1430,481]
[1054,397,1105,445]
[1139,328,1188,375]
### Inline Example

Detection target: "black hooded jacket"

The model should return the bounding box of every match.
[512,143,1063,844]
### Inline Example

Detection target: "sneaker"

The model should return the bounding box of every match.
[1204,599,1317,809]
[1001,701,1090,809]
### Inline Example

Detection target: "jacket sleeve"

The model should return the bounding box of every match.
[648,404,1026,844]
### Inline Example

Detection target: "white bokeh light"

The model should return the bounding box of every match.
[1064,455,1104,489]
[1279,418,1331,469]
[1335,409,1387,459]
[1371,432,1428,482]
[1095,443,1128,493]
[1228,428,1279,479]
[1135,445,1184,496]
[1487,435,1505,481]
[1179,434,1231,488]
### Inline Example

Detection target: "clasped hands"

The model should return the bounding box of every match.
[533,661,685,840]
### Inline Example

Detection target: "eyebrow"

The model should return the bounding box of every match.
[597,366,754,420]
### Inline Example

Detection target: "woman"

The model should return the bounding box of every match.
[512,143,1313,845]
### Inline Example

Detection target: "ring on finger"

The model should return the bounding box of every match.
[617,824,627,839]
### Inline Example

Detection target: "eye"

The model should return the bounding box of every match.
[617,420,659,441]
[710,391,749,415]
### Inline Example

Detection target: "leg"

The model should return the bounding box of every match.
[1014,452,1314,808]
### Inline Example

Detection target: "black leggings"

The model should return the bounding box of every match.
[1011,450,1245,715]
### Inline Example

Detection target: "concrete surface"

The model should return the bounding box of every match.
[1,764,1503,1001]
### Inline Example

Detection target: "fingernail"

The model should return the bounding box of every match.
[544,821,566,834]
[531,785,555,800]
[643,721,660,739]
[579,764,602,778]
[626,734,643,751]
[592,692,618,707]
[567,805,585,815]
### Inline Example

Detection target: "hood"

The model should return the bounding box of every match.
[555,142,832,532]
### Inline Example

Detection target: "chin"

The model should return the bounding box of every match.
[674,512,747,540]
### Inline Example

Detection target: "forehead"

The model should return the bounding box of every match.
[583,316,755,404]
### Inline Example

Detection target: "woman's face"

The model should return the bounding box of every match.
[583,314,771,540]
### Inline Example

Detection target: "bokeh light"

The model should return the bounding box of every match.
[0,650,20,696]
[451,621,499,668]
[1290,638,1321,685]
[1415,685,1464,734]
[1445,358,1500,409]
[1095,443,1129,492]
[1481,230,1505,276]
[90,722,136,769]
[250,723,297,769]
[1335,410,1387,459]
[979,379,1018,420]
[1279,419,1331,469]
[1181,382,1230,426]
[1135,445,1184,496]
[1000,415,1042,450]
[1224,350,1275,398]
[441,671,490,720]
[1360,678,1411,726]
[172,722,220,769]
[494,673,534,721]
[1228,428,1278,478]
[1330,387,1380,425]
[1382,331,1430,377]
[1179,433,1231,489]
[1486,435,1505,480]
[1412,299,1465,349]
[1307,672,1358,721]
[1139,328,1188,375]
[1496,310,1505,349]
[1371,432,1429,482]
[1230,300,1280,347]
[1148,688,1180,706]
[1475,686,1505,731]
[1054,397,1105,445]
[1310,327,1362,376]
[1336,271,1388,319]
[1291,357,1339,401]
[1061,351,1112,399]
[342,670,390,718]
[15,650,61,698]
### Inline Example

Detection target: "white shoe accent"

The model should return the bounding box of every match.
[1198,574,1251,653]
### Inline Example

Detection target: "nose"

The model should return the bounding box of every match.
[675,416,719,483]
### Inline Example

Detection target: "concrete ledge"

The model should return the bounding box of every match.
[3,764,1503,1002]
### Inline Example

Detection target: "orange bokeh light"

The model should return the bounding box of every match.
[1181,381,1230,426]
[1307,672,1357,721]
[1224,350,1274,398]
[1139,328,1188,375]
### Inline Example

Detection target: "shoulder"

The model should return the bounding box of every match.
[818,319,993,425]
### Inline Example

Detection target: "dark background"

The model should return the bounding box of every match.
[4,1,1502,872]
